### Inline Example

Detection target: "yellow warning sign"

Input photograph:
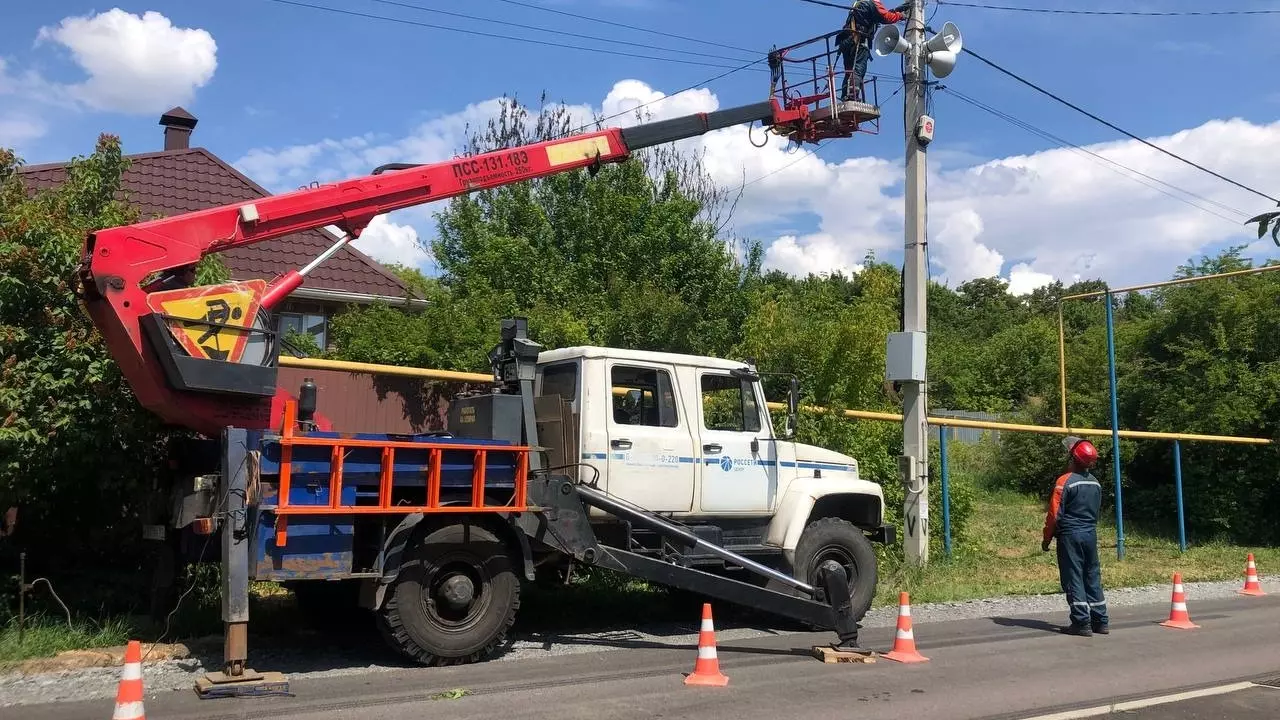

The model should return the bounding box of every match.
[145,279,266,363]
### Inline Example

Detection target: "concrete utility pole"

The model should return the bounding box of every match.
[900,0,931,566]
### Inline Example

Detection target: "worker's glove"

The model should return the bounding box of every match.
[893,2,911,12]
[1041,539,1051,552]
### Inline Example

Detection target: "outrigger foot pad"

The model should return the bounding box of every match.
[815,560,862,647]
[195,669,293,699]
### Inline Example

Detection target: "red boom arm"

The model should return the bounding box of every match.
[76,100,796,437]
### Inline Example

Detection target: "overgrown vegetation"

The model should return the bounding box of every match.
[1,97,1277,661]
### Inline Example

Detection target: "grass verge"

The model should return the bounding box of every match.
[0,616,133,668]
[872,487,1278,608]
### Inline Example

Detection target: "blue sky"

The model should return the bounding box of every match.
[3,1,1278,290]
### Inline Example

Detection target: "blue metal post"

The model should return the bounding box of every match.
[1104,291,1125,560]
[940,427,952,558]
[1173,440,1186,553]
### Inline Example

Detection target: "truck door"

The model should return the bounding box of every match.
[605,362,696,513]
[697,371,775,514]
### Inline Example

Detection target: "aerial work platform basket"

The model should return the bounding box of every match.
[767,31,882,144]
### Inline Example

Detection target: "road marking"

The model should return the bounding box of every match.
[1018,681,1258,720]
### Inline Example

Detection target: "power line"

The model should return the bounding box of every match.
[262,0,768,72]
[792,0,856,9]
[568,58,766,134]
[938,1,1280,16]
[940,88,1250,225]
[367,0,758,63]
[744,141,830,187]
[485,0,760,55]
[959,45,1279,204]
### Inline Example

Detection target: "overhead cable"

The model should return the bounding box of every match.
[938,1,1280,16]
[486,0,760,54]
[367,0,758,63]
[264,0,767,71]
[960,46,1279,203]
[941,88,1250,225]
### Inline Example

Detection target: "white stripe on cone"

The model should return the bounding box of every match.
[113,700,144,720]
[120,663,142,681]
[899,605,911,617]
[698,645,717,660]
[701,619,714,632]
[1172,602,1187,611]
[1174,584,1184,593]
[896,628,913,640]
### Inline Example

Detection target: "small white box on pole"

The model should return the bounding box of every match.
[885,331,926,382]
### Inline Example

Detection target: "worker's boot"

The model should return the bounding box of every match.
[1091,622,1109,635]
[1060,622,1092,637]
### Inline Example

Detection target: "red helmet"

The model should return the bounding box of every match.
[1070,439,1098,468]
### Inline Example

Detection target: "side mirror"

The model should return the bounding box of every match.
[785,376,800,439]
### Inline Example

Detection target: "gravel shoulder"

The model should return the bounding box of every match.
[2,576,1274,708]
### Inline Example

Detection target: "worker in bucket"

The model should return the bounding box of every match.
[835,0,910,102]
[1041,436,1109,636]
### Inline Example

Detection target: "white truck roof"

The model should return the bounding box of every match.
[537,346,755,372]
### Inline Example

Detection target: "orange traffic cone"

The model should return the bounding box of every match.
[112,640,145,720]
[684,603,729,687]
[1238,553,1267,597]
[1159,573,1199,630]
[882,592,928,663]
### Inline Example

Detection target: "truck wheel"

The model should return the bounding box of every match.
[793,517,877,623]
[380,520,520,666]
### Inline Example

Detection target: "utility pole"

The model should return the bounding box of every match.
[900,0,930,566]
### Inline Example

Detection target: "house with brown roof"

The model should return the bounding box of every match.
[18,107,425,352]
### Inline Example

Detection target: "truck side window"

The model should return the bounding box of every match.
[700,374,762,433]
[540,362,577,401]
[610,366,678,427]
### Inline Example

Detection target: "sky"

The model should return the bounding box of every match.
[2,0,1279,294]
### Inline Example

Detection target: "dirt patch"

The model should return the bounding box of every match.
[6,637,220,675]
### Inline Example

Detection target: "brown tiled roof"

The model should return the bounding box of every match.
[18,148,417,299]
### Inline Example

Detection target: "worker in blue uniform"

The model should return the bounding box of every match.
[1042,436,1109,636]
[836,0,910,102]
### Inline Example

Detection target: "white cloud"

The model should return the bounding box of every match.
[1006,263,1055,296]
[229,79,1280,291]
[348,215,431,270]
[35,9,217,114]
[931,208,1004,285]
[764,233,865,277]
[0,115,47,149]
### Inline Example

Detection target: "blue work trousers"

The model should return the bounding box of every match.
[1056,529,1108,627]
[838,40,870,101]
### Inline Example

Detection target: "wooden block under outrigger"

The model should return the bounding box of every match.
[811,645,878,664]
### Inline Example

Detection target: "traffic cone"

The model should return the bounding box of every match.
[112,640,145,720]
[684,603,729,687]
[1238,553,1267,597]
[882,592,929,663]
[1159,572,1199,630]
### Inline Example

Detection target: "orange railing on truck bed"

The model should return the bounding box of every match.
[268,400,531,546]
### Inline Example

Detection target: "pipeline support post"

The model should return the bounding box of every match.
[940,427,951,558]
[1173,440,1186,553]
[1103,291,1125,560]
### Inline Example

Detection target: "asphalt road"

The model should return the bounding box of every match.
[24,594,1280,720]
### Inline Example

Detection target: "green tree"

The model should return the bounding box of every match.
[0,135,172,611]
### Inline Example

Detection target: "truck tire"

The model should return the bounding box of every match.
[380,520,520,666]
[792,517,877,623]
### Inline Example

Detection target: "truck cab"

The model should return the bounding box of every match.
[532,346,893,616]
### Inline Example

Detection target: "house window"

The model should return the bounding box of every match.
[278,312,328,351]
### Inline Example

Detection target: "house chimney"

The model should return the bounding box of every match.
[159,106,198,151]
